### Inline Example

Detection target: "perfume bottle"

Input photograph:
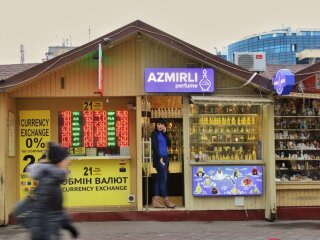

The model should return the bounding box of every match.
[252,146,257,160]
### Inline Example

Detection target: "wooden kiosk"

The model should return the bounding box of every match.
[0,20,277,224]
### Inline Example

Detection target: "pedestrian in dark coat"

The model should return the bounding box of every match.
[27,141,78,240]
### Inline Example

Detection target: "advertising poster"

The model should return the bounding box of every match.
[19,110,50,199]
[62,159,130,207]
[192,165,263,196]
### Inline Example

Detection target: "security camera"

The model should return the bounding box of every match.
[102,37,112,44]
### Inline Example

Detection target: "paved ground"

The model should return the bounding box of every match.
[1,220,320,240]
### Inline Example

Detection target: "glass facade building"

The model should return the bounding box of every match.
[228,28,320,64]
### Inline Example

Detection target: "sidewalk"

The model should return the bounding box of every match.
[1,220,320,240]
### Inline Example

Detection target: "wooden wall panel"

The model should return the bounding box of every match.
[0,93,5,224]
[276,189,320,206]
[4,94,18,224]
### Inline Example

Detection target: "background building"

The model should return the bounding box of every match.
[228,28,320,65]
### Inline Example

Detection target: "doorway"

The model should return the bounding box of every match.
[142,96,184,208]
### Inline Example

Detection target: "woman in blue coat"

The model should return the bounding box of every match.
[151,118,176,208]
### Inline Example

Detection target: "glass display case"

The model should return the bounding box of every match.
[274,97,320,182]
[189,103,262,162]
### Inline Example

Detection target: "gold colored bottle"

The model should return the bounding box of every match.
[247,116,251,125]
[213,117,217,125]
[242,117,247,125]
[252,117,256,125]
[252,146,257,160]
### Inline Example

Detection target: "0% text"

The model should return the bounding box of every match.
[25,137,45,148]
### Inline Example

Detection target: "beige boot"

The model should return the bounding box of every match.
[164,197,176,208]
[152,196,165,208]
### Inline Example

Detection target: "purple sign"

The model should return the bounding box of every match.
[272,69,295,95]
[192,165,263,196]
[144,68,214,93]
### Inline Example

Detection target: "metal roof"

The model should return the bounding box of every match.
[0,63,38,80]
[260,64,310,80]
[295,61,320,84]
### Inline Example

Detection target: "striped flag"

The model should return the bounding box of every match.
[97,43,103,94]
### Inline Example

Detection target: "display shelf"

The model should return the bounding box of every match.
[275,129,320,131]
[190,160,264,165]
[275,139,309,141]
[276,148,320,151]
[69,155,131,160]
[189,103,262,163]
[274,97,320,183]
[191,132,258,136]
[196,142,259,144]
[276,158,320,161]
[199,113,258,116]
[275,115,319,118]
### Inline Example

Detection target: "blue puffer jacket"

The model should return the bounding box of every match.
[27,163,68,240]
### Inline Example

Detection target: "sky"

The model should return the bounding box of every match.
[1,0,320,64]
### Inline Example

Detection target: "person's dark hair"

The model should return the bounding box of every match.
[48,141,68,164]
[155,118,166,125]
[154,118,167,130]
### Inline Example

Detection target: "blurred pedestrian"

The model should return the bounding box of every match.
[151,118,176,208]
[26,141,79,240]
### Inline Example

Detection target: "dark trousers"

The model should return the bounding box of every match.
[154,156,168,198]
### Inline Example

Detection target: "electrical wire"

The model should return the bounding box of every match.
[215,72,257,90]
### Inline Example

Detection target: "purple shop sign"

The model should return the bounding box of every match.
[144,68,214,93]
[272,69,295,95]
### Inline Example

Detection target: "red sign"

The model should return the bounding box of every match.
[256,54,263,59]
[60,111,72,147]
[116,110,129,147]
[59,111,107,148]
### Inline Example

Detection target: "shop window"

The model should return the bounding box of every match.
[189,104,262,162]
[274,98,320,182]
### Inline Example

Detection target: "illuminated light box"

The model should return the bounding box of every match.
[58,110,129,149]
[192,165,263,196]
[116,110,129,147]
[107,110,116,147]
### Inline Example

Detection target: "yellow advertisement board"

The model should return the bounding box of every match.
[19,110,51,199]
[63,159,131,207]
